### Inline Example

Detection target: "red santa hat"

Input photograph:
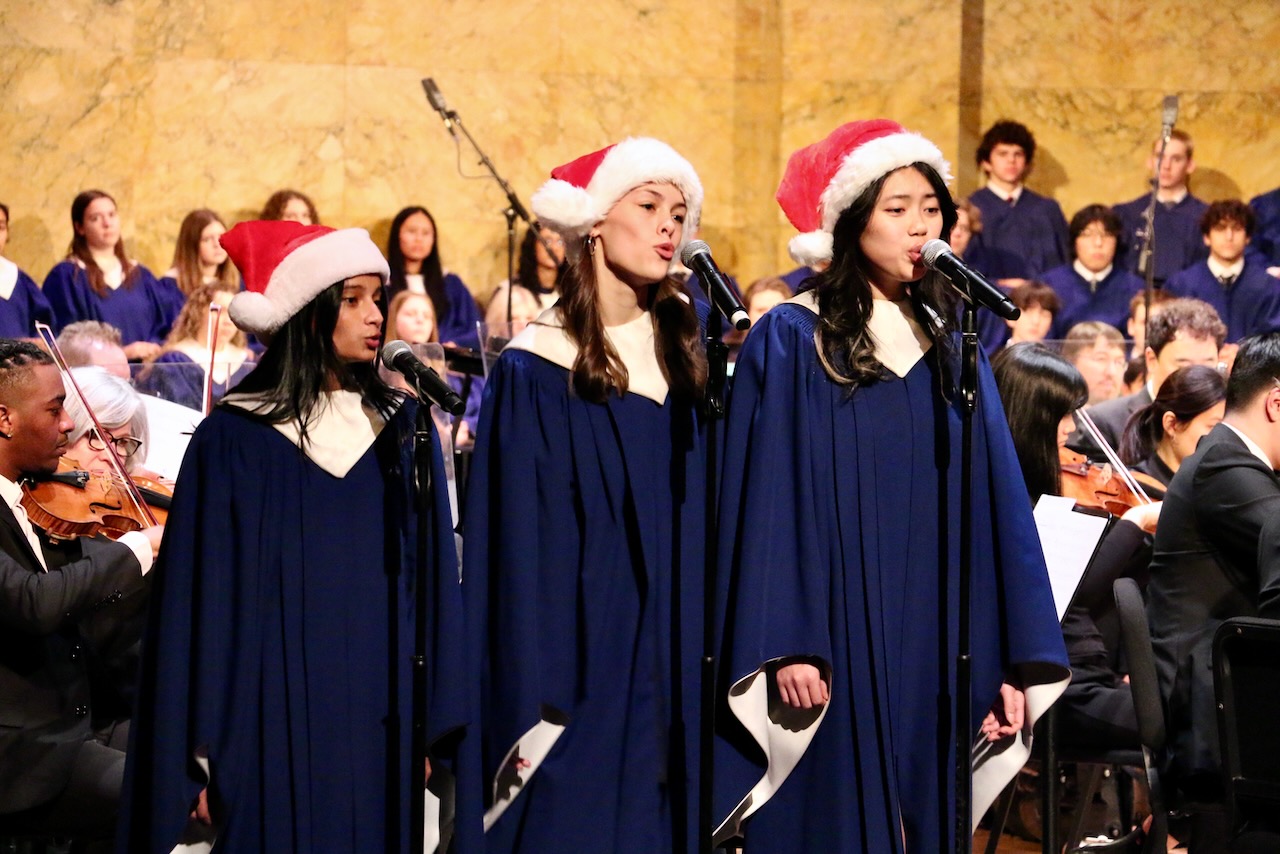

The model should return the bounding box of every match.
[531,137,703,255]
[222,220,390,336]
[776,119,952,266]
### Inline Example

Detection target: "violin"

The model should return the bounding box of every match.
[20,322,165,541]
[1059,406,1153,516]
[20,458,172,543]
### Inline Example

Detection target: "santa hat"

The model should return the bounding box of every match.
[777,119,952,266]
[531,137,703,254]
[222,220,390,336]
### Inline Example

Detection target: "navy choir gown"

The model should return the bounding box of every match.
[42,260,180,344]
[0,259,53,338]
[463,330,706,853]
[713,300,1069,853]
[134,349,256,411]
[118,397,477,853]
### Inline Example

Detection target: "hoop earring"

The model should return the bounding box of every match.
[585,234,596,256]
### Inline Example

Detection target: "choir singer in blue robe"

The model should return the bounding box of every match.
[463,138,709,853]
[118,220,474,853]
[713,119,1070,853]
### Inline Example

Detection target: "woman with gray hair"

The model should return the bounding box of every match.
[62,365,150,476]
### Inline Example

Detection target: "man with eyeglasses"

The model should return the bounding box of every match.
[0,339,163,848]
[1147,332,1280,848]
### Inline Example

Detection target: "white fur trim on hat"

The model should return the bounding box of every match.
[819,132,952,234]
[229,228,390,335]
[532,137,704,241]
[788,232,835,268]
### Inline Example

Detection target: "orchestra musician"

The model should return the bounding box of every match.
[0,339,162,848]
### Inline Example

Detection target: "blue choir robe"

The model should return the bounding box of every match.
[1113,193,1209,284]
[713,294,1069,853]
[968,187,1071,279]
[133,348,256,411]
[118,395,478,853]
[1042,263,1146,339]
[1251,188,1280,265]
[781,265,816,291]
[155,274,191,332]
[42,260,174,345]
[0,258,53,337]
[463,305,707,853]
[1164,259,1280,344]
[393,272,483,351]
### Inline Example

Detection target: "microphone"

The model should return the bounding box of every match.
[920,239,1020,321]
[380,340,466,415]
[679,240,750,331]
[420,78,458,138]
[1160,94,1179,140]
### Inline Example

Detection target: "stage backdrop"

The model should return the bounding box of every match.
[2,0,1277,298]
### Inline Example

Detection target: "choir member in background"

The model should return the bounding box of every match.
[1113,129,1209,286]
[385,205,481,350]
[119,220,475,853]
[1042,204,1146,338]
[56,321,132,381]
[713,119,1068,853]
[134,279,254,410]
[464,137,709,853]
[1249,184,1280,267]
[156,209,239,323]
[1120,364,1227,499]
[1062,321,1129,405]
[723,275,792,360]
[489,222,567,314]
[0,202,54,338]
[43,190,176,360]
[1165,200,1280,348]
[258,188,319,225]
[1004,280,1061,346]
[968,120,1070,279]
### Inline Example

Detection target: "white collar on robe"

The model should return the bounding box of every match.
[506,304,669,404]
[0,257,18,300]
[220,389,392,478]
[785,289,932,378]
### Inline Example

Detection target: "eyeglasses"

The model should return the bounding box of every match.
[86,429,144,461]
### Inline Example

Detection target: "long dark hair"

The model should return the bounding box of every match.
[517,225,566,296]
[170,209,238,296]
[68,190,138,296]
[1119,364,1226,464]
[992,342,1089,501]
[229,281,401,445]
[559,239,706,405]
[386,206,447,321]
[811,162,959,390]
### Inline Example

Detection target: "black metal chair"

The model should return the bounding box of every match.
[1213,616,1280,850]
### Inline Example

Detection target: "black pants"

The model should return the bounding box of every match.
[0,737,125,845]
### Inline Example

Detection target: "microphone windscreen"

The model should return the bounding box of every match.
[380,339,412,370]
[680,239,711,267]
[920,238,951,267]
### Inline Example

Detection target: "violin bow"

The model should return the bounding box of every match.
[34,322,159,526]
[1074,406,1153,505]
[202,301,221,417]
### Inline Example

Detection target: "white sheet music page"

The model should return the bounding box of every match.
[1032,494,1110,621]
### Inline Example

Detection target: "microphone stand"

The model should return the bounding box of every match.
[439,106,532,326]
[700,309,729,853]
[1137,129,1172,346]
[954,298,978,854]
[410,387,439,854]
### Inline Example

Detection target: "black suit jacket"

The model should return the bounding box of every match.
[1068,386,1152,460]
[0,500,146,814]
[1146,424,1280,790]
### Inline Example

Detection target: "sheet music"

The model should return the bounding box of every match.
[1033,494,1111,621]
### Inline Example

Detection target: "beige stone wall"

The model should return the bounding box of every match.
[2,0,1277,302]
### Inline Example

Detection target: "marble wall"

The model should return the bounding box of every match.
[2,0,1277,300]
